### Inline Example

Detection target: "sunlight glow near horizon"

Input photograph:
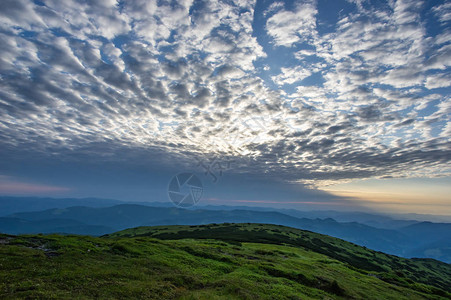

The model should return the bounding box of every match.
[323,177,451,215]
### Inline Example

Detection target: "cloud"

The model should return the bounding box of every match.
[0,0,449,192]
[266,1,317,47]
[425,73,451,89]
[263,2,284,17]
[272,66,312,85]
[0,0,45,30]
[432,2,451,23]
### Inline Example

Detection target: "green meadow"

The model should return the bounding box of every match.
[1,223,450,299]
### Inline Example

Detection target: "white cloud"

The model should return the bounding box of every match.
[432,2,451,23]
[263,2,284,16]
[266,1,317,47]
[272,66,312,85]
[392,0,423,25]
[0,0,46,30]
[294,49,316,60]
[425,44,451,70]
[425,73,451,89]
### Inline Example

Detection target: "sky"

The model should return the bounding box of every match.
[0,0,450,215]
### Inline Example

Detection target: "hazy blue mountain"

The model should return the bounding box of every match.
[4,204,412,257]
[4,197,446,228]
[0,217,112,235]
[398,222,451,260]
[197,205,420,229]
[389,212,451,223]
[406,238,451,263]
[399,221,451,242]
[0,196,124,216]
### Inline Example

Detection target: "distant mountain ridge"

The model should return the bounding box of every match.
[1,202,451,263]
[3,196,450,224]
[0,196,124,216]
[0,217,112,236]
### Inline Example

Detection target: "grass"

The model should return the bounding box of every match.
[1,223,450,299]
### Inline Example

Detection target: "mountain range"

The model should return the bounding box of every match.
[1,197,450,263]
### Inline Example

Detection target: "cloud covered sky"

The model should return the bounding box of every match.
[0,0,450,213]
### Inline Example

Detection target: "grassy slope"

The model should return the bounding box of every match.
[0,223,450,299]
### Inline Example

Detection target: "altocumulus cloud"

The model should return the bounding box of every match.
[0,0,450,190]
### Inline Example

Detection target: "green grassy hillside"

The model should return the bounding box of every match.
[1,223,450,299]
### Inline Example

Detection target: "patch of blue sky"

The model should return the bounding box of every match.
[99,50,114,65]
[416,99,441,118]
[316,0,356,34]
[298,72,325,87]
[48,27,72,38]
[421,0,448,36]
[33,0,45,6]
[112,35,130,50]
[18,30,37,38]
